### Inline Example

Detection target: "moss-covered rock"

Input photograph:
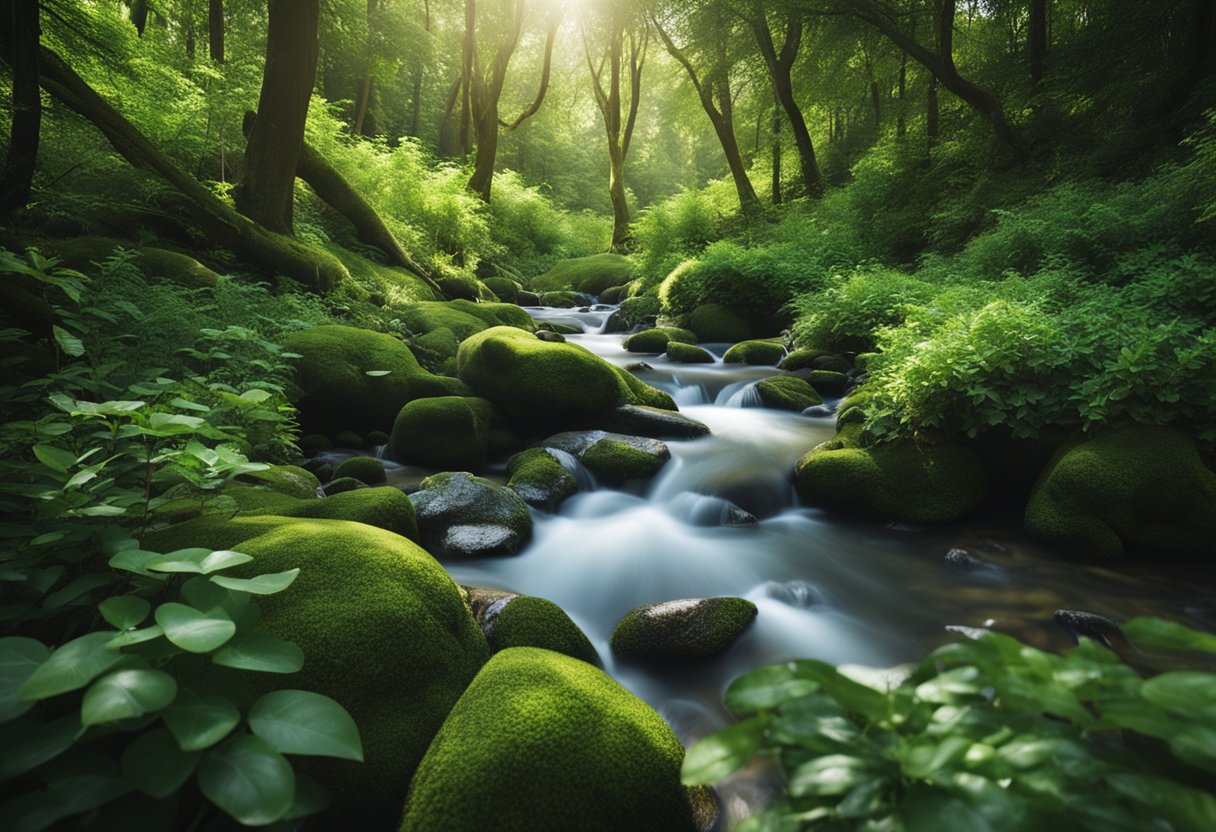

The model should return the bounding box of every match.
[399,299,536,342]
[623,327,698,354]
[619,295,660,329]
[465,591,598,665]
[794,437,989,525]
[541,431,670,482]
[324,244,437,304]
[408,326,461,375]
[610,597,757,662]
[42,236,220,289]
[755,376,822,411]
[666,342,715,363]
[283,325,466,436]
[334,430,365,449]
[536,321,582,335]
[367,430,390,446]
[531,253,637,297]
[779,348,832,372]
[599,284,627,304]
[433,272,482,301]
[237,464,320,499]
[299,434,333,455]
[723,340,786,365]
[390,396,492,471]
[410,471,532,558]
[325,476,366,495]
[687,303,752,343]
[148,518,489,829]
[1024,425,1216,560]
[456,326,675,430]
[230,484,418,540]
[332,455,387,485]
[482,276,520,303]
[506,448,578,511]
[398,647,706,832]
[803,369,850,397]
[599,404,711,439]
[539,290,588,308]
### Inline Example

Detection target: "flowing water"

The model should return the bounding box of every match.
[334,305,1216,825]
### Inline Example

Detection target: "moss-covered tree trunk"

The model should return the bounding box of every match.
[0,0,40,218]
[233,0,319,234]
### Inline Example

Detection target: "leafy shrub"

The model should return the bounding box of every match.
[788,267,936,353]
[631,183,737,286]
[685,617,1216,832]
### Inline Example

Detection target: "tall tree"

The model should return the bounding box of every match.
[584,6,648,250]
[1028,0,1046,88]
[233,0,320,234]
[0,0,40,218]
[131,0,150,36]
[352,0,381,136]
[209,0,225,63]
[748,5,825,198]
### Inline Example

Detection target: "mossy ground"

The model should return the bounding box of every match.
[530,253,636,296]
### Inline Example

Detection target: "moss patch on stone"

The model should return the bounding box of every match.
[610,597,757,662]
[779,348,833,372]
[325,476,366,495]
[623,327,698,354]
[755,376,822,411]
[237,464,320,499]
[481,595,599,665]
[723,340,786,365]
[399,647,703,832]
[1025,425,1216,560]
[482,276,520,303]
[531,253,636,297]
[390,395,492,471]
[582,438,668,480]
[506,448,578,511]
[666,342,715,363]
[539,290,587,308]
[410,471,532,558]
[230,485,418,541]
[687,303,752,343]
[333,455,387,485]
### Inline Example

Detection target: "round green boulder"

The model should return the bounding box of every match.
[1025,425,1216,560]
[506,448,578,511]
[723,340,786,366]
[687,303,752,343]
[482,276,520,303]
[623,327,698,354]
[468,591,599,665]
[755,376,822,411]
[398,647,708,832]
[409,471,533,558]
[390,396,492,471]
[531,253,636,296]
[610,597,757,662]
[333,455,387,485]
[237,464,320,499]
[325,476,366,495]
[666,342,715,364]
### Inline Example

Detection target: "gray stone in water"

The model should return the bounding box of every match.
[601,404,711,439]
[535,329,565,343]
[409,471,532,558]
[602,310,628,334]
[944,547,983,572]
[802,404,836,418]
[762,580,821,609]
[1054,609,1127,650]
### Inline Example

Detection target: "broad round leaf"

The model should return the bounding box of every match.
[18,632,123,701]
[1141,672,1216,714]
[725,663,820,714]
[248,690,363,761]
[163,688,241,752]
[0,637,49,722]
[98,596,151,630]
[210,569,300,596]
[107,549,171,579]
[155,603,236,653]
[0,715,80,780]
[145,549,253,575]
[121,728,200,798]
[107,625,164,649]
[81,669,178,726]
[212,634,304,674]
[681,714,766,785]
[198,735,295,826]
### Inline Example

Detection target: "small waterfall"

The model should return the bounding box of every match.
[545,447,597,492]
[717,379,763,408]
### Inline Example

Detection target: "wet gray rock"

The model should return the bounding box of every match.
[802,404,835,418]
[539,430,670,481]
[610,597,758,662]
[600,404,711,439]
[517,290,540,306]
[1054,609,1127,650]
[409,471,532,558]
[535,329,565,343]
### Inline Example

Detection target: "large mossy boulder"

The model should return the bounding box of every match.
[531,253,636,297]
[145,517,490,829]
[506,448,578,511]
[623,327,697,354]
[237,464,320,499]
[227,484,419,540]
[41,235,220,289]
[390,396,492,471]
[540,430,670,482]
[482,276,521,303]
[1024,425,1216,560]
[465,590,598,665]
[794,437,989,525]
[456,326,676,431]
[687,303,752,343]
[755,376,822,411]
[282,325,466,436]
[399,299,536,341]
[332,455,386,485]
[723,339,786,365]
[410,471,532,558]
[398,647,709,832]
[666,341,715,364]
[610,597,757,662]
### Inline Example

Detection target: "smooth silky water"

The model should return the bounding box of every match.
[348,305,1216,824]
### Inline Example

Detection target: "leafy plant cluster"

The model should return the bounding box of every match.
[685,617,1216,832]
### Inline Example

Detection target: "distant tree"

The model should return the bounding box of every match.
[0,0,40,218]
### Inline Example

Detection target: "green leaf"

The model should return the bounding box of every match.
[18,632,123,701]
[98,596,151,630]
[198,735,295,826]
[248,690,363,761]
[364,370,392,377]
[106,625,164,649]
[52,325,85,357]
[43,573,114,609]
[280,773,330,821]
[31,445,75,474]
[155,603,236,653]
[210,569,299,596]
[212,634,304,674]
[81,669,178,726]
[145,548,253,575]
[1140,671,1216,715]
[163,688,241,752]
[120,728,201,799]
[0,715,80,780]
[725,662,820,714]
[1124,616,1216,655]
[788,754,873,798]
[0,637,49,722]
[108,549,171,579]
[680,715,765,785]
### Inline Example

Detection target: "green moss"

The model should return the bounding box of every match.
[411,471,533,558]
[334,430,365,449]
[433,272,482,301]
[238,465,320,499]
[409,326,461,375]
[582,438,668,480]
[224,486,303,515]
[333,455,387,485]
[666,342,715,363]
[506,448,577,511]
[398,647,703,832]
[539,290,586,308]
[299,434,333,455]
[398,299,535,342]
[390,396,492,471]
[481,276,520,303]
[835,387,874,428]
[324,244,437,304]
[485,596,599,665]
[805,370,849,397]
[755,376,822,411]
[619,295,660,328]
[367,430,390,446]
[456,326,675,429]
[794,437,989,524]
[42,236,219,289]
[687,303,752,343]
[623,327,698,354]
[1024,425,1216,560]
[231,485,419,540]
[779,348,832,371]
[531,253,636,296]
[536,321,582,335]
[325,476,366,495]
[723,340,786,365]
[610,597,757,661]
[283,325,467,436]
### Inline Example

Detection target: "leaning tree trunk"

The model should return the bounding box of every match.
[466,96,499,201]
[130,0,149,35]
[233,0,319,234]
[37,46,345,292]
[0,0,41,218]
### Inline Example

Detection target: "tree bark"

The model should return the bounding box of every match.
[1028,0,1046,88]
[209,0,224,62]
[437,75,462,157]
[37,46,345,292]
[408,0,431,137]
[459,0,475,158]
[771,101,781,204]
[131,0,149,36]
[352,0,379,136]
[750,9,825,198]
[233,0,319,235]
[927,73,939,142]
[0,0,41,218]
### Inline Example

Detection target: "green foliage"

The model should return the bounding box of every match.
[687,618,1216,832]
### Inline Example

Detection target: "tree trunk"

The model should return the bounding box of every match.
[467,97,499,201]
[927,73,939,142]
[209,0,224,62]
[897,51,907,137]
[233,0,319,235]
[131,0,149,36]
[459,0,475,158]
[37,46,345,292]
[437,75,462,157]
[771,102,781,205]
[0,0,40,218]
[1028,0,1047,88]
[408,0,430,137]
[352,75,373,135]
